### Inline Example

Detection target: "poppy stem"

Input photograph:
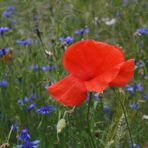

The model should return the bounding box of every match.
[87,92,96,148]
[117,92,134,146]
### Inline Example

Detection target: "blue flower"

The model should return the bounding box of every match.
[126,83,143,93]
[135,60,145,68]
[0,79,8,88]
[41,65,49,71]
[11,124,18,131]
[27,103,36,111]
[122,0,128,6]
[17,140,40,148]
[136,28,148,35]
[29,93,37,101]
[0,27,9,34]
[74,27,90,35]
[103,105,111,114]
[44,84,49,89]
[135,83,143,92]
[3,10,12,18]
[16,39,32,46]
[2,6,15,18]
[36,105,56,115]
[126,85,135,93]
[18,99,23,104]
[41,65,55,71]
[59,36,74,44]
[6,6,15,11]
[143,93,148,101]
[19,129,31,142]
[0,48,10,57]
[129,144,140,148]
[129,102,139,110]
[23,97,29,103]
[29,64,39,70]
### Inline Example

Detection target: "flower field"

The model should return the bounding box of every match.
[0,0,148,147]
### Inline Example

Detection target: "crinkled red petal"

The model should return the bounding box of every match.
[48,75,87,106]
[63,40,124,81]
[109,59,135,86]
[84,65,120,92]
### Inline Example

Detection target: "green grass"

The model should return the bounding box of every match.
[0,0,148,147]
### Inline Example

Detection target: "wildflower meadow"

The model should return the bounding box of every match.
[0,0,148,148]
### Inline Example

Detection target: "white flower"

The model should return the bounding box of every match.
[142,115,148,120]
[105,18,116,26]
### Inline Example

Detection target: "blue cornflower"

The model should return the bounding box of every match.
[122,0,128,6]
[126,83,143,93]
[7,6,15,11]
[125,85,135,93]
[27,103,36,111]
[36,105,56,115]
[44,84,49,89]
[19,129,31,142]
[16,140,40,148]
[0,26,9,34]
[0,79,8,88]
[3,6,15,18]
[48,65,55,71]
[129,102,139,110]
[29,64,39,70]
[18,99,23,104]
[135,60,145,68]
[23,97,29,103]
[136,28,148,35]
[11,124,18,131]
[129,144,140,148]
[143,93,148,101]
[74,27,90,35]
[33,16,38,21]
[0,48,9,56]
[41,65,55,71]
[29,93,37,101]
[41,65,49,71]
[59,36,74,44]
[3,10,12,18]
[103,105,111,114]
[16,39,32,46]
[135,83,143,92]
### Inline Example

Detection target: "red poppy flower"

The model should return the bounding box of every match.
[48,40,134,106]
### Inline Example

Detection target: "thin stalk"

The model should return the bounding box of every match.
[117,92,134,146]
[35,28,47,56]
[87,92,96,148]
[37,115,44,129]
[6,125,13,144]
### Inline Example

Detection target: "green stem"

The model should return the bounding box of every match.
[35,28,47,57]
[87,92,96,148]
[118,93,134,146]
[6,125,13,144]
[37,115,44,129]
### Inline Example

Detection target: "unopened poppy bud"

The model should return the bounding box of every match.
[57,118,66,134]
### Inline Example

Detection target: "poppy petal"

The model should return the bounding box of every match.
[48,75,87,106]
[63,40,124,81]
[109,59,135,86]
[84,65,120,92]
